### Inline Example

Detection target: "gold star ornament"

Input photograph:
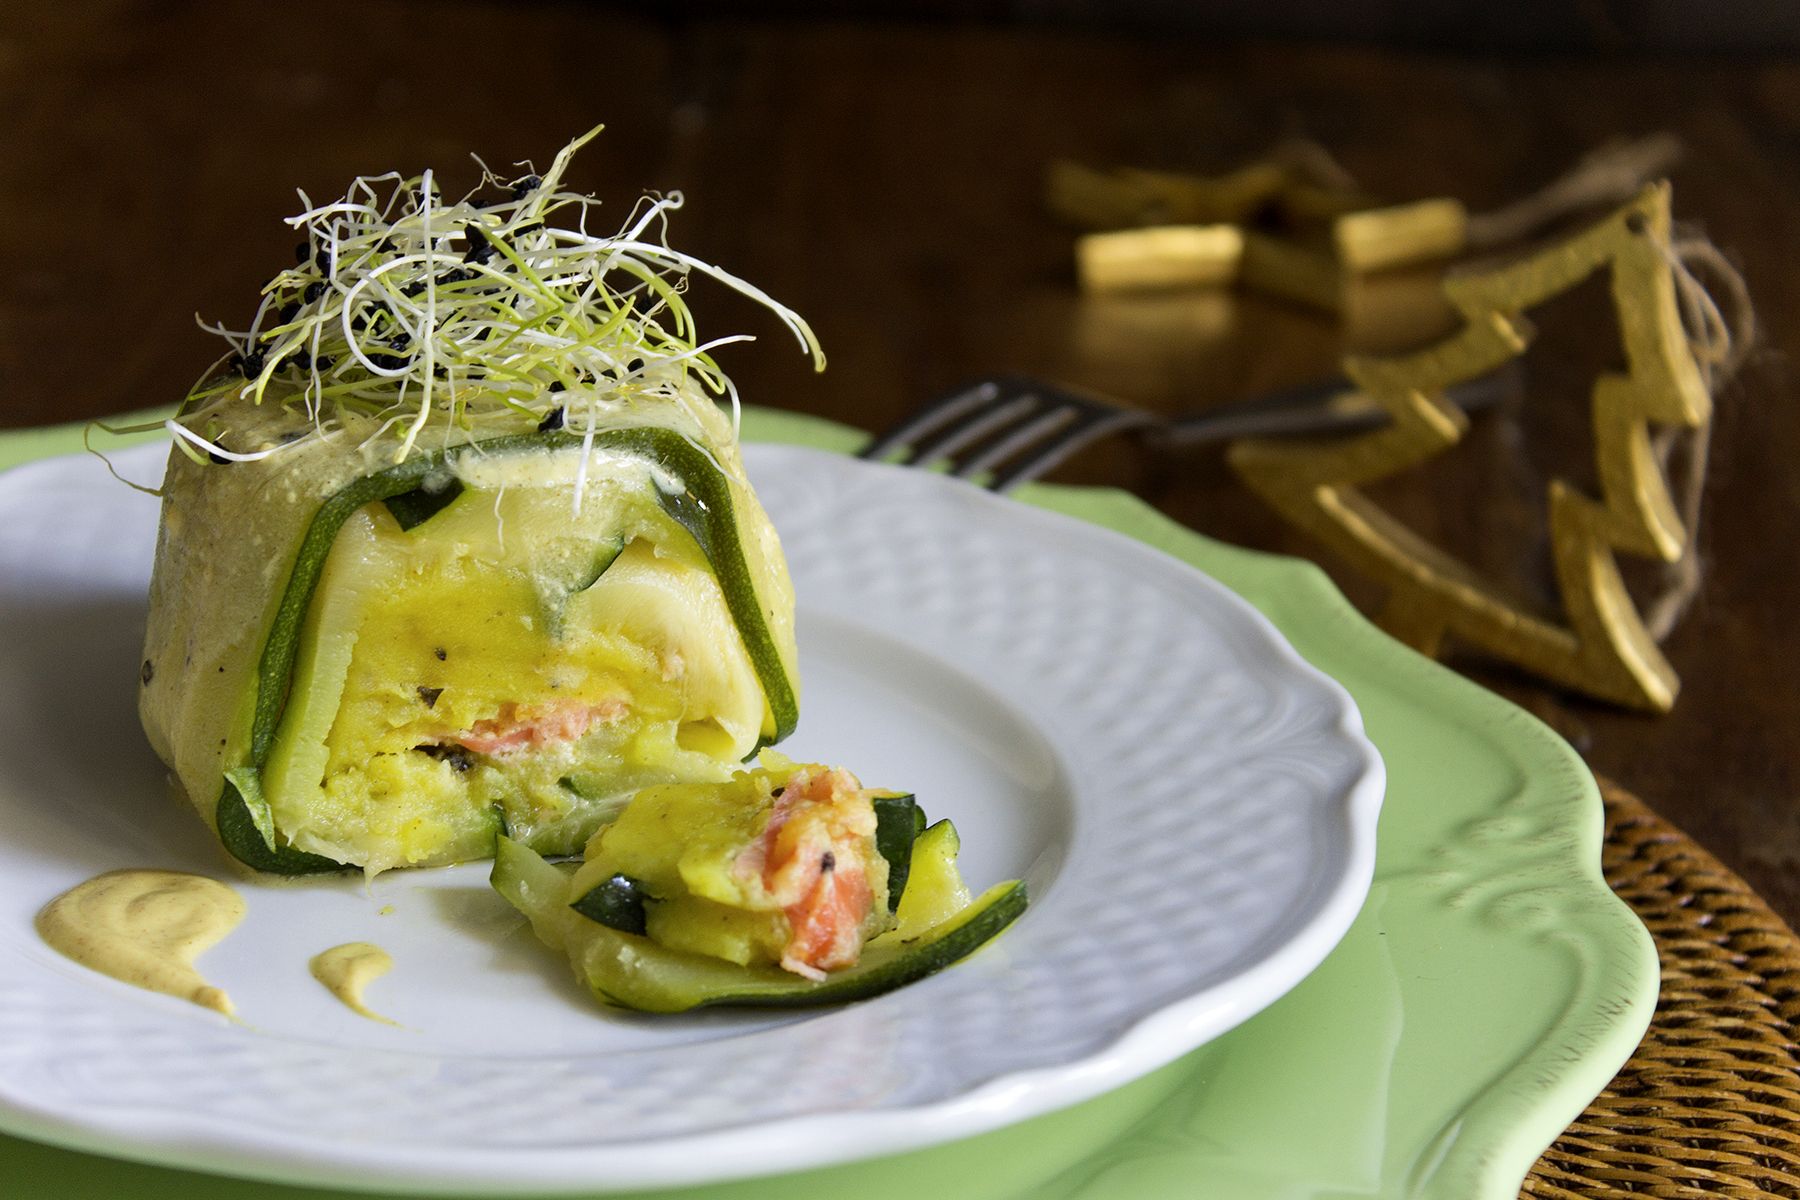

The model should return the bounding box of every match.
[1229,183,1709,712]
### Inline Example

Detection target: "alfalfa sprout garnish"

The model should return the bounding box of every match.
[165,126,823,469]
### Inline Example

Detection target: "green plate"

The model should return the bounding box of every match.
[0,407,1656,1200]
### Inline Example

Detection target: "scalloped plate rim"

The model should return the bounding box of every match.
[1006,462,1658,1200]
[0,409,1658,1200]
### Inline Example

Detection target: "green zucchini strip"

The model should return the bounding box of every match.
[871,792,922,913]
[382,477,466,530]
[569,873,656,936]
[217,427,798,874]
[493,835,1027,1012]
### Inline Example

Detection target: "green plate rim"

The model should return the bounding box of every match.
[0,406,1658,1200]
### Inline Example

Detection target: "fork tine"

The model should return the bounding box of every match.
[986,405,1152,493]
[862,375,1152,491]
[904,391,1044,469]
[857,379,1006,462]
[950,400,1080,480]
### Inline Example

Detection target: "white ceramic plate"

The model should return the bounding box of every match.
[0,442,1382,1195]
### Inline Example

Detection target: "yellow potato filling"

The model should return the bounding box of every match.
[260,471,767,873]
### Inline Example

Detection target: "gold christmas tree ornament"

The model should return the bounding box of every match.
[1229,183,1710,712]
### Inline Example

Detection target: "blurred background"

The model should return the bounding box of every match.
[692,0,1800,51]
[2,2,1796,920]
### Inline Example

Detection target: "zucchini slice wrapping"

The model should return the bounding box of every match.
[140,396,799,875]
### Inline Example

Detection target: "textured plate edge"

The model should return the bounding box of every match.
[742,410,1655,1199]
[1009,473,1660,1200]
[0,425,1385,1195]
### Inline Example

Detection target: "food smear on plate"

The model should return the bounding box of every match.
[132,127,822,877]
[35,870,245,1015]
[492,752,1027,1012]
[309,941,398,1024]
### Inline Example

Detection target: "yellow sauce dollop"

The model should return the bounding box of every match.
[310,942,396,1024]
[36,870,245,1015]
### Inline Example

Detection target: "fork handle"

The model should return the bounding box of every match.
[1156,362,1520,448]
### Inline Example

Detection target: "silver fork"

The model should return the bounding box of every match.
[859,365,1520,492]
[858,375,1156,494]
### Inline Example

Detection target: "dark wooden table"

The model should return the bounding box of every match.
[3,6,1796,925]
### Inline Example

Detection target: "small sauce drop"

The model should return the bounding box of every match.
[310,942,396,1024]
[36,870,245,1015]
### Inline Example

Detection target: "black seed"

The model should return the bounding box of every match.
[314,244,331,269]
[537,406,566,433]
[416,743,474,772]
[304,281,324,302]
[463,231,496,265]
[439,267,473,284]
[511,174,541,200]
[369,352,408,370]
[820,851,836,873]
[377,237,395,254]
[207,450,230,465]
[350,313,367,332]
[278,301,300,324]
[548,380,566,393]
[236,351,265,377]
[434,647,447,661]
[140,660,154,685]
[286,349,312,371]
[314,354,334,370]
[416,685,444,708]
[387,333,410,350]
[402,281,425,298]
[294,241,312,263]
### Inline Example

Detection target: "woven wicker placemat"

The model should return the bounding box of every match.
[1523,779,1800,1199]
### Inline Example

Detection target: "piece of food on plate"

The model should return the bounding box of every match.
[137,129,821,875]
[491,753,1028,1011]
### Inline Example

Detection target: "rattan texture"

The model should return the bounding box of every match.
[1523,780,1800,1199]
